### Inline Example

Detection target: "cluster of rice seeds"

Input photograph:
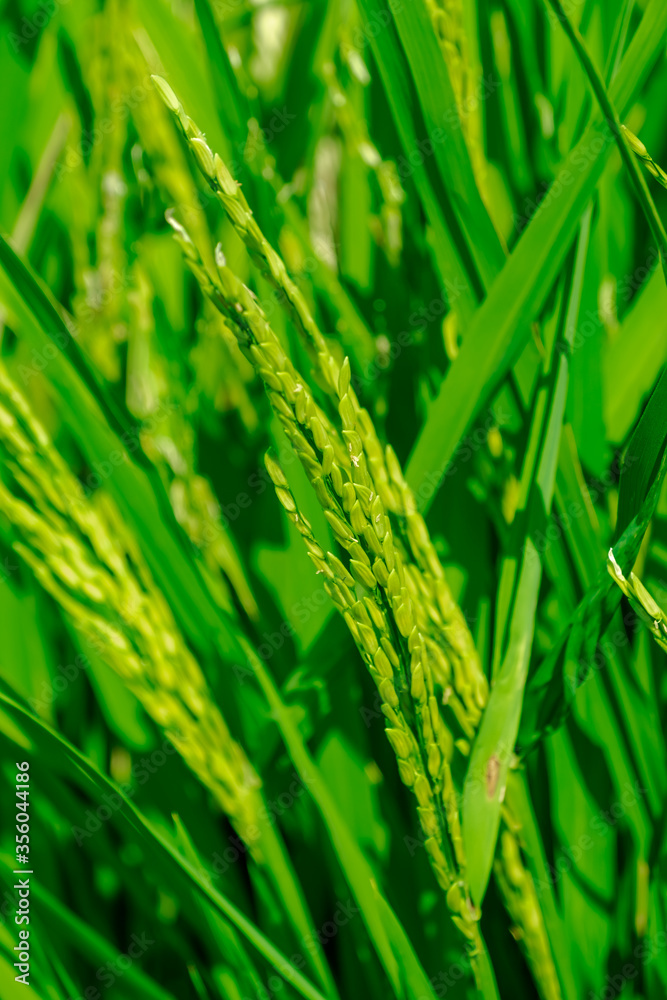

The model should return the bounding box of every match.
[156,79,559,972]
[170,181,562,995]
[152,77,332,371]
[155,78,407,501]
[166,205,482,939]
[380,447,488,729]
[165,212,348,469]
[263,406,483,940]
[0,366,262,850]
[262,453,481,931]
[154,76,394,444]
[155,77,438,619]
[494,829,563,1000]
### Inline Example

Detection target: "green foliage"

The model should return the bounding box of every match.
[2,1,667,998]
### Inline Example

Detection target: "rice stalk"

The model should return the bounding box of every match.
[163,197,486,945]
[131,44,376,372]
[0,363,337,999]
[153,77,488,709]
[154,76,565,999]
[4,3,667,999]
[165,199,563,996]
[0,373,259,841]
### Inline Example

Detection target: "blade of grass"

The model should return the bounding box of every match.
[545,0,667,283]
[0,235,228,655]
[463,210,587,906]
[603,265,667,444]
[0,690,332,1000]
[384,0,506,287]
[406,0,667,510]
[0,856,179,1000]
[353,0,483,323]
[616,367,667,538]
[171,815,267,1000]
[604,0,635,83]
[463,543,540,906]
[192,0,250,145]
[541,438,663,861]
[520,441,667,750]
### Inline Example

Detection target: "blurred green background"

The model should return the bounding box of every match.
[1,0,667,998]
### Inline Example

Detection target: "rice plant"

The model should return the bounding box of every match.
[1,1,667,998]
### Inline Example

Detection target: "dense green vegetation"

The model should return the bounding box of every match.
[2,0,667,997]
